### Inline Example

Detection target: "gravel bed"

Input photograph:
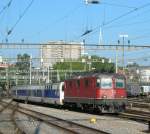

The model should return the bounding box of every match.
[14,111,73,134]
[1,99,72,134]
[19,103,147,134]
[1,99,148,134]
[0,107,17,133]
[0,105,3,110]
[15,112,68,134]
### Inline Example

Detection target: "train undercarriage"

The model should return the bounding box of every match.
[64,98,127,113]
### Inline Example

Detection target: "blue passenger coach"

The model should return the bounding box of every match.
[11,82,64,105]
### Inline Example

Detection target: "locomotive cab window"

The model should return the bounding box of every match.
[115,78,125,88]
[96,79,100,87]
[101,78,112,89]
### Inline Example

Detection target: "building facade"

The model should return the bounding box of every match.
[41,41,84,68]
[139,67,150,83]
[127,66,150,83]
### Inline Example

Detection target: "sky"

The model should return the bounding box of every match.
[0,0,150,66]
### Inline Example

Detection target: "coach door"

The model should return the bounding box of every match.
[60,82,64,105]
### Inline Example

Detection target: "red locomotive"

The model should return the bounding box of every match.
[64,73,127,113]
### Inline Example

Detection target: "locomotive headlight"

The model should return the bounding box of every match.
[102,95,107,98]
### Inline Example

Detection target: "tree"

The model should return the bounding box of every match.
[53,55,115,81]
[91,62,115,73]
[126,62,139,68]
[16,53,30,72]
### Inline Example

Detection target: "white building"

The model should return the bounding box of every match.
[139,67,150,83]
[41,41,84,68]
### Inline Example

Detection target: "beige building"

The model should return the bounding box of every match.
[139,67,150,83]
[41,41,84,68]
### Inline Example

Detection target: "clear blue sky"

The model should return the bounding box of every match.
[0,0,150,66]
[0,0,150,44]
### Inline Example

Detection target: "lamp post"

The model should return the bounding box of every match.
[119,34,128,73]
[47,66,50,83]
[88,55,91,71]
[115,40,120,73]
[50,67,53,83]
[15,72,19,85]
[69,44,72,77]
[29,55,32,85]
[4,59,9,96]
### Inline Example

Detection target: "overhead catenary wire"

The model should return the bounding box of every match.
[81,6,150,39]
[101,2,137,9]
[103,2,150,26]
[104,18,150,30]
[0,0,13,16]
[81,2,150,37]
[0,42,149,48]
[7,0,35,36]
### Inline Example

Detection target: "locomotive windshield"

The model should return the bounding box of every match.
[97,78,112,89]
[115,78,125,88]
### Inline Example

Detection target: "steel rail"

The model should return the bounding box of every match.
[127,102,150,109]
[2,100,109,134]
[0,100,25,134]
[17,106,109,134]
[125,109,150,117]
[0,100,13,113]
[119,108,150,132]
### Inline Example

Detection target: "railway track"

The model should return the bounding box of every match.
[127,97,150,111]
[0,100,13,112]
[128,97,150,103]
[120,109,150,120]
[127,102,150,109]
[119,108,150,132]
[0,100,25,134]
[2,99,149,133]
[1,100,109,134]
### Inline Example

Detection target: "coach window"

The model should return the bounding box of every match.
[33,90,37,96]
[101,78,112,89]
[140,86,144,93]
[28,90,31,96]
[37,90,42,97]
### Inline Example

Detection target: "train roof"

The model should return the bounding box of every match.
[69,72,125,80]
[12,85,45,90]
[11,82,64,90]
